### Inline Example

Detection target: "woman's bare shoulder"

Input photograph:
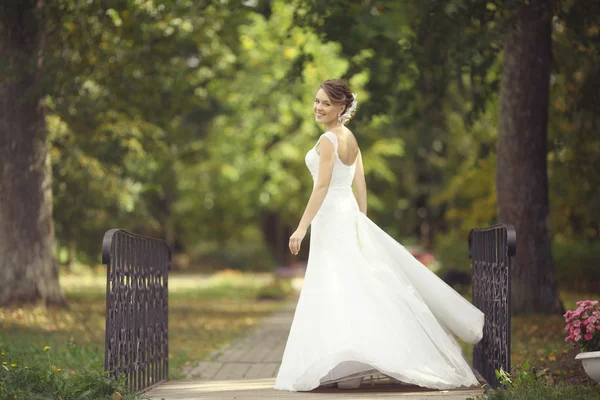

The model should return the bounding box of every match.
[330,126,357,141]
[343,128,359,149]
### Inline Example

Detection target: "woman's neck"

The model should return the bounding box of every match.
[324,120,342,131]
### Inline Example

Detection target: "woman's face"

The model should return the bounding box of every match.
[314,88,344,125]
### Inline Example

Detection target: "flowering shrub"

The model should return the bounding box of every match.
[564,300,600,352]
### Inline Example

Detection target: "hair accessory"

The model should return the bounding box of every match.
[340,93,357,124]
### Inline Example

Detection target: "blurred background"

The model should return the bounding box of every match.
[5,0,599,285]
[1,0,600,394]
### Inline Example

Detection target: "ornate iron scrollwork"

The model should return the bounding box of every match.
[469,224,516,388]
[102,229,171,392]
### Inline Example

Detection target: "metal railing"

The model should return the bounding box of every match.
[102,229,171,393]
[469,223,516,388]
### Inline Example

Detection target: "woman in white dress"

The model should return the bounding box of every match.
[274,79,484,392]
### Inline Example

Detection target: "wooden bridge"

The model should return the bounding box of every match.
[144,304,486,400]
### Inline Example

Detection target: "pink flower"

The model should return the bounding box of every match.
[563,301,600,345]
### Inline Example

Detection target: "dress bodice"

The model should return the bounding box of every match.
[305,131,357,189]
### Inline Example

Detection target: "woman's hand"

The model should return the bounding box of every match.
[289,227,307,255]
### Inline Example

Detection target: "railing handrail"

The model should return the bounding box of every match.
[468,223,516,259]
[102,228,172,267]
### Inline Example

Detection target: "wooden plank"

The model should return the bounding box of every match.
[146,378,486,400]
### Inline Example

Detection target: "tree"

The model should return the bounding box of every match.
[496,0,563,314]
[46,0,256,263]
[292,0,504,245]
[0,0,65,305]
[548,0,600,242]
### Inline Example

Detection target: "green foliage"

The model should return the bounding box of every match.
[470,362,600,400]
[479,384,600,400]
[256,279,294,301]
[495,361,537,388]
[553,240,600,292]
[0,338,103,377]
[433,95,500,235]
[434,231,471,272]
[193,0,353,231]
[435,233,600,291]
[293,0,508,245]
[0,348,140,400]
[190,240,276,272]
[6,0,595,269]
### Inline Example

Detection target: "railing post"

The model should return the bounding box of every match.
[469,223,516,388]
[102,229,171,393]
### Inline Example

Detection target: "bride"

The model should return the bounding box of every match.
[273,79,485,392]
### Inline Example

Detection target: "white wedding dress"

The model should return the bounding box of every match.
[273,132,484,392]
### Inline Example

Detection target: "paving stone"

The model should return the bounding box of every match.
[244,362,280,379]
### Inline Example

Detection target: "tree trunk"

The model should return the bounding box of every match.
[261,212,293,267]
[496,0,563,314]
[67,239,77,271]
[0,0,65,306]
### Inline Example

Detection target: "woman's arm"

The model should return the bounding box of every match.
[289,136,335,255]
[352,149,367,215]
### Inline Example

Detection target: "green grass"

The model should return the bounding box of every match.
[472,380,600,400]
[0,364,141,400]
[0,270,291,398]
[468,362,600,399]
[509,291,599,385]
[455,290,599,385]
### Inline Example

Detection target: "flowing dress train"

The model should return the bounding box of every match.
[273,131,484,391]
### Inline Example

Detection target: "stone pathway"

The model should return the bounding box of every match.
[180,303,294,381]
[145,303,486,400]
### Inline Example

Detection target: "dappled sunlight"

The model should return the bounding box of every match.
[169,296,285,375]
[171,269,273,293]
[59,273,108,294]
[59,270,277,295]
[1,273,287,379]
[148,378,487,398]
[0,299,104,336]
[159,378,275,393]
